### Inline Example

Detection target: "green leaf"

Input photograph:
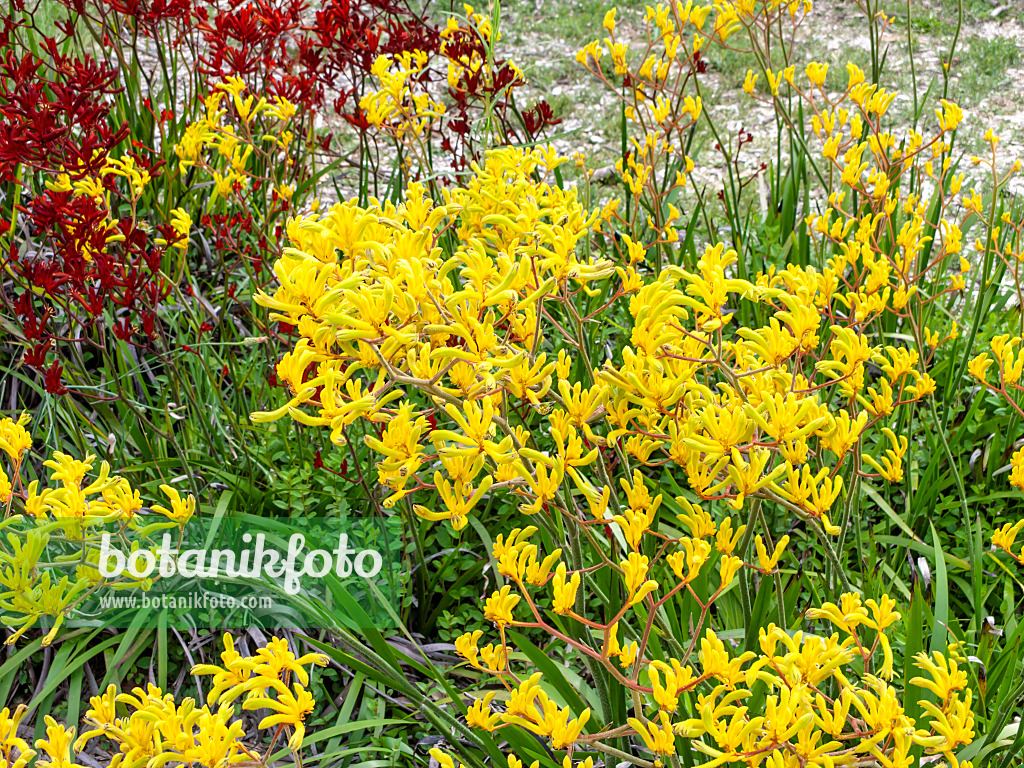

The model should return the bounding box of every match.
[930,522,950,655]
[863,484,920,541]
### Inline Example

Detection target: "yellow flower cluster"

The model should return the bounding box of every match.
[46,153,151,204]
[789,67,975,315]
[576,3,712,232]
[174,76,297,202]
[0,416,195,645]
[0,634,328,768]
[188,633,329,751]
[157,207,193,252]
[41,153,162,261]
[255,136,942,547]
[448,533,974,768]
[992,518,1024,564]
[577,1,718,84]
[968,333,1024,497]
[0,414,32,505]
[37,143,196,260]
[358,5,537,169]
[360,50,446,138]
[252,146,622,524]
[246,3,1021,765]
[970,337,1024,404]
[442,5,525,106]
[574,0,1024,504]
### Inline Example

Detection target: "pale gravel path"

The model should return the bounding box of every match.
[497,0,1024,194]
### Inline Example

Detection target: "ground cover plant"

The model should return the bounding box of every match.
[0,0,1023,766]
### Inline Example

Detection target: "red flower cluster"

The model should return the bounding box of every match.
[187,0,441,128]
[106,0,556,170]
[195,0,322,109]
[1,17,171,392]
[0,34,126,184]
[194,211,274,285]
[191,0,559,169]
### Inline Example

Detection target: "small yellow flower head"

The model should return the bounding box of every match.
[627,711,676,755]
[44,452,96,490]
[743,70,759,95]
[484,585,520,628]
[846,62,865,88]
[467,692,501,731]
[968,353,992,382]
[430,748,466,768]
[545,704,592,749]
[0,414,33,468]
[0,467,11,505]
[1009,449,1024,493]
[676,497,715,538]
[718,555,743,589]
[151,484,197,525]
[621,552,659,606]
[156,207,193,252]
[936,99,963,132]
[556,349,572,379]
[805,62,828,89]
[552,562,581,614]
[479,642,507,672]
[680,534,714,577]
[716,517,744,554]
[911,650,968,700]
[754,534,789,573]
[992,518,1024,561]
[454,630,483,666]
[862,428,908,483]
[603,7,617,32]
[698,629,753,688]
[34,715,77,768]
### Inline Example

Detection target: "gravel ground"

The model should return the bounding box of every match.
[495,0,1024,194]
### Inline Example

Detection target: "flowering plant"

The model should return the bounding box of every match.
[244,1,1024,766]
[0,415,197,645]
[0,634,328,765]
[0,0,1022,766]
